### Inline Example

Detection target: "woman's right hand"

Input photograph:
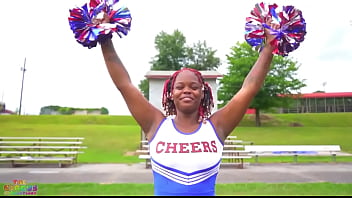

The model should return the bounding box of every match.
[264,18,280,47]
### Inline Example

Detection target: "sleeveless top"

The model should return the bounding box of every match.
[148,117,224,196]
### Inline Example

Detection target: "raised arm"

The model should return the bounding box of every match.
[100,39,164,138]
[211,21,278,141]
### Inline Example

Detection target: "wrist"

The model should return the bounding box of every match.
[99,34,113,45]
[261,42,275,55]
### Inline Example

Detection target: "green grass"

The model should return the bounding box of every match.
[1,183,351,196]
[0,113,352,196]
[0,113,351,164]
[235,126,352,152]
[0,123,141,163]
[0,115,138,125]
[239,112,352,127]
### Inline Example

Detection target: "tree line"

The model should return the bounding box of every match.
[40,106,109,115]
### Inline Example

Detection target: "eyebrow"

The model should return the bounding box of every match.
[174,81,201,86]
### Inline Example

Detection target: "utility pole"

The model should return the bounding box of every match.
[19,58,26,115]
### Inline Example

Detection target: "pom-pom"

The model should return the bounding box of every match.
[245,2,306,56]
[68,0,132,49]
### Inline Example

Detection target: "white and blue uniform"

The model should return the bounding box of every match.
[149,117,224,196]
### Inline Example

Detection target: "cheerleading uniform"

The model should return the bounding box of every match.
[148,117,224,196]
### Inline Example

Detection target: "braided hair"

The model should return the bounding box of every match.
[162,68,214,123]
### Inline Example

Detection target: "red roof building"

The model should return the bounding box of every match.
[280,92,352,113]
[0,103,15,115]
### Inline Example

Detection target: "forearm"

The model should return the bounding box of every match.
[100,39,132,91]
[242,44,274,94]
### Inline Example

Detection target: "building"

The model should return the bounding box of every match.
[73,110,103,115]
[0,102,15,115]
[40,106,107,115]
[280,92,352,113]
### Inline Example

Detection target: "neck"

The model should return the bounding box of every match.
[174,110,199,124]
[174,115,198,124]
[173,112,201,133]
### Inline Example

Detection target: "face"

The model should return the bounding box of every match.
[172,70,204,114]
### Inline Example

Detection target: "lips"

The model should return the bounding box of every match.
[180,96,193,102]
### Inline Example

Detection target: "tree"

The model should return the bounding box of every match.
[100,107,109,115]
[185,40,221,70]
[138,29,221,98]
[149,29,188,71]
[218,41,306,127]
[39,105,109,115]
[138,78,149,100]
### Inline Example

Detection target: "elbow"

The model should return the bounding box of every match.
[115,82,134,93]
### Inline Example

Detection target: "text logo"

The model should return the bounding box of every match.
[3,179,38,195]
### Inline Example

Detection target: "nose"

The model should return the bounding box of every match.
[182,86,192,94]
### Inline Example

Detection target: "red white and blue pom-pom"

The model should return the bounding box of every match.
[68,0,132,49]
[245,2,306,56]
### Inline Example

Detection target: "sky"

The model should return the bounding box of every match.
[0,0,351,115]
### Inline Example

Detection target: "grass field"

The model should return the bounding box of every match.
[1,113,352,195]
[1,113,351,164]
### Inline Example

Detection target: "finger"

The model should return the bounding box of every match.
[266,17,273,24]
[271,23,280,30]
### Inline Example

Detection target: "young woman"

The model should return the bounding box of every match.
[100,19,278,196]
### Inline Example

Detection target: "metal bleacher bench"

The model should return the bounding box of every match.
[244,145,348,163]
[0,137,87,168]
[137,136,253,169]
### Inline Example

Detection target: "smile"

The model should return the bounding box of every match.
[180,97,193,102]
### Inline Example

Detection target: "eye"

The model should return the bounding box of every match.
[175,85,184,90]
[191,83,201,90]
[191,85,200,90]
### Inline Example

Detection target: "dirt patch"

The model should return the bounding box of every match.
[289,122,304,127]
[124,151,137,156]
[260,114,274,120]
[249,114,274,121]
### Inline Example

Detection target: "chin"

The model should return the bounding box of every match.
[178,106,198,114]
